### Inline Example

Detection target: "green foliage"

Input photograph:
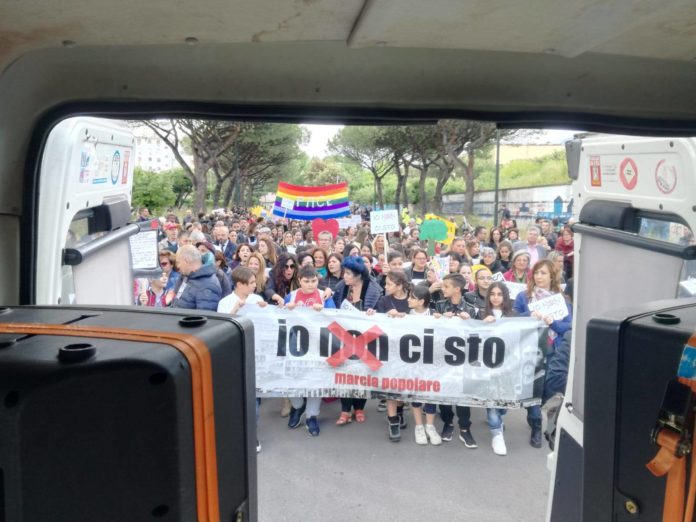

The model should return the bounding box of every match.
[473,155,569,192]
[132,167,176,213]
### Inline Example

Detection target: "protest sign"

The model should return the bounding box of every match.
[128,230,158,270]
[239,306,543,408]
[370,210,400,234]
[527,293,569,320]
[504,282,527,299]
[336,215,362,229]
[429,256,450,280]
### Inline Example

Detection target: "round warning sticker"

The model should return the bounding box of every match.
[619,158,638,190]
[655,159,677,195]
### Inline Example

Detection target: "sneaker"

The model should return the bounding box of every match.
[441,423,454,442]
[459,429,478,449]
[414,425,428,445]
[388,416,401,442]
[425,424,442,445]
[491,433,507,456]
[306,416,320,436]
[398,413,407,429]
[287,404,306,429]
[256,440,262,453]
[377,399,387,412]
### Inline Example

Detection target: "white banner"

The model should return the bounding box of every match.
[239,306,543,408]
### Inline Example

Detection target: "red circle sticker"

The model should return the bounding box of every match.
[655,159,677,194]
[619,158,638,190]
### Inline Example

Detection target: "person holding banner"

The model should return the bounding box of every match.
[264,253,299,306]
[513,259,572,448]
[433,274,478,448]
[465,266,494,316]
[478,281,519,456]
[284,266,336,437]
[367,271,412,441]
[332,256,384,426]
[406,285,442,446]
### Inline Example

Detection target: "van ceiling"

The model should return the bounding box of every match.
[2,0,696,304]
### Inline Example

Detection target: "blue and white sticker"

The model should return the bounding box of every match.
[677,344,696,380]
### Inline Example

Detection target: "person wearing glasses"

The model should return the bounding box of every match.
[264,253,299,306]
[159,250,180,303]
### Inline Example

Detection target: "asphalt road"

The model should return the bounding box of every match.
[257,398,550,522]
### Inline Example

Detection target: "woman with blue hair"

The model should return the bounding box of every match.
[332,256,383,426]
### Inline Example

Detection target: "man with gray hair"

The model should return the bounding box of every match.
[172,245,221,311]
[512,225,546,267]
[317,231,333,253]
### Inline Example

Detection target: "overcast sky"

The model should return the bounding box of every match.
[300,124,579,159]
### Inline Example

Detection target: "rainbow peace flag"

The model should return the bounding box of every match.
[272,181,350,220]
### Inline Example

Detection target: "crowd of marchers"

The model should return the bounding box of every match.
[135,205,574,456]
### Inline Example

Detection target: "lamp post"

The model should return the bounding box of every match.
[493,128,501,226]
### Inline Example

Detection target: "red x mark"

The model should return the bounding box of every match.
[325,321,384,371]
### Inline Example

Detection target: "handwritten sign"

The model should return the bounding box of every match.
[336,215,362,229]
[281,198,295,210]
[504,282,527,300]
[370,210,400,234]
[129,230,158,270]
[527,293,569,320]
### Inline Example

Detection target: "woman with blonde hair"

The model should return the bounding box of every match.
[246,252,268,296]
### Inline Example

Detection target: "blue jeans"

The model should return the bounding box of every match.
[411,402,437,414]
[526,404,542,427]
[486,408,507,435]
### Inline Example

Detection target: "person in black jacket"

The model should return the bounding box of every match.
[367,270,411,442]
[433,273,478,449]
[464,266,494,318]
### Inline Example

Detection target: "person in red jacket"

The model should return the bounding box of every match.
[555,226,574,280]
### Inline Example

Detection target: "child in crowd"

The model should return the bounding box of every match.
[284,265,336,436]
[433,274,478,448]
[368,270,411,441]
[478,281,517,456]
[458,262,476,292]
[497,240,514,272]
[217,266,267,452]
[406,285,442,446]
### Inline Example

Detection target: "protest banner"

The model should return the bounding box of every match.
[527,293,569,320]
[272,181,350,220]
[238,306,543,408]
